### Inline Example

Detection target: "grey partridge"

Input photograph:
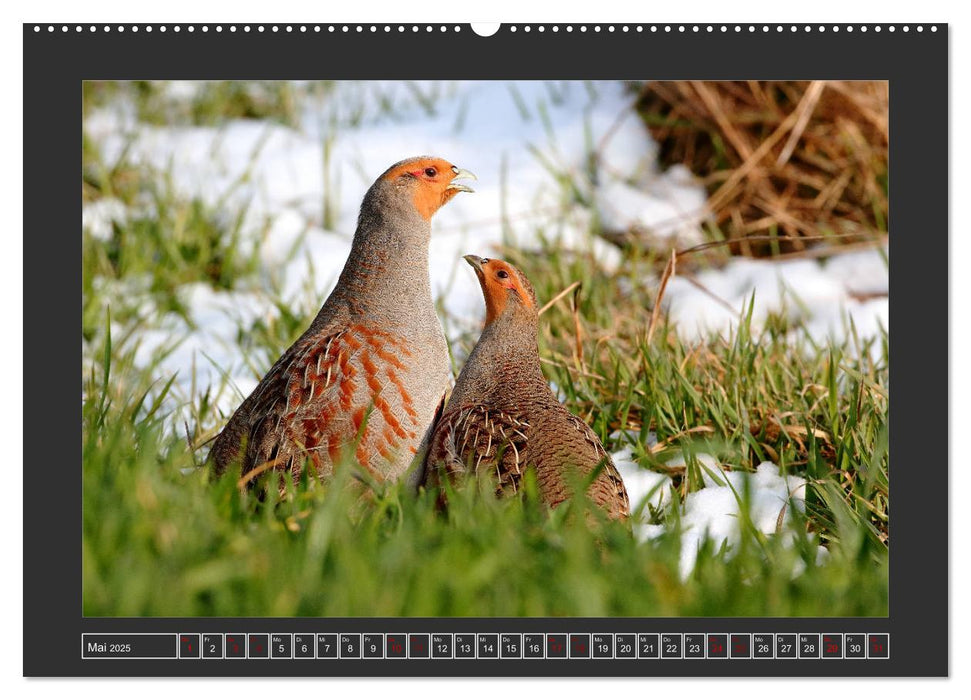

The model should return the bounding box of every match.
[210,156,476,487]
[420,255,630,519]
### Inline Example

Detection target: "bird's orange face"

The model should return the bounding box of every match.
[382,157,476,220]
[463,255,536,325]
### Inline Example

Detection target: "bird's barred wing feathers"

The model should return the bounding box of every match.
[240,328,351,480]
[427,404,531,496]
[231,324,423,484]
[565,414,631,518]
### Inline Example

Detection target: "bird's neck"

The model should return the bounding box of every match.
[317,192,435,328]
[449,313,551,409]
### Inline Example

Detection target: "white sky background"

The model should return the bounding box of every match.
[4,0,968,698]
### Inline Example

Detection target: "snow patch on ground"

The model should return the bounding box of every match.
[823,247,889,297]
[82,198,128,241]
[86,81,889,383]
[675,459,808,579]
[662,245,889,345]
[106,283,281,418]
[595,164,707,247]
[803,296,889,349]
[611,445,672,513]
[612,443,814,579]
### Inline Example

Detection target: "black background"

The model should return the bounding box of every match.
[23,22,948,677]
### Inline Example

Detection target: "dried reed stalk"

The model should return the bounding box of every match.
[637,80,889,257]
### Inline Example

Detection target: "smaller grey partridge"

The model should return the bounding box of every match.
[420,255,630,519]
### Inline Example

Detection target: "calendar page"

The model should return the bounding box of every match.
[23,21,947,678]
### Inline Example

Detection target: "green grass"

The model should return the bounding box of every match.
[84,80,306,128]
[81,81,888,618]
[81,241,889,617]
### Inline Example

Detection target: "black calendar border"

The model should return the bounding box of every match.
[23,22,948,677]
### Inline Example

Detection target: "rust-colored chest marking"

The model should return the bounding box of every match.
[263,323,422,479]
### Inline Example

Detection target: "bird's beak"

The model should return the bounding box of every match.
[463,254,486,273]
[447,166,477,193]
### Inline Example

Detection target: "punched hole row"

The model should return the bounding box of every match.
[33,24,939,34]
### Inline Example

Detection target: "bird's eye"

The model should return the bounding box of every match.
[424,167,437,177]
[497,270,509,279]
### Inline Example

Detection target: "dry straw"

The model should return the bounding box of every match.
[637,80,889,256]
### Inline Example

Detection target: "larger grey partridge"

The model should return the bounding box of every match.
[210,156,475,486]
[420,255,630,519]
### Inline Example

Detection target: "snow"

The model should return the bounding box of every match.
[662,246,889,343]
[85,81,889,361]
[594,164,707,247]
[613,445,815,579]
[85,80,706,408]
[823,246,889,297]
[259,212,354,301]
[803,296,889,349]
[83,81,887,576]
[676,460,808,579]
[611,444,672,512]
[82,197,128,241]
[609,430,818,578]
